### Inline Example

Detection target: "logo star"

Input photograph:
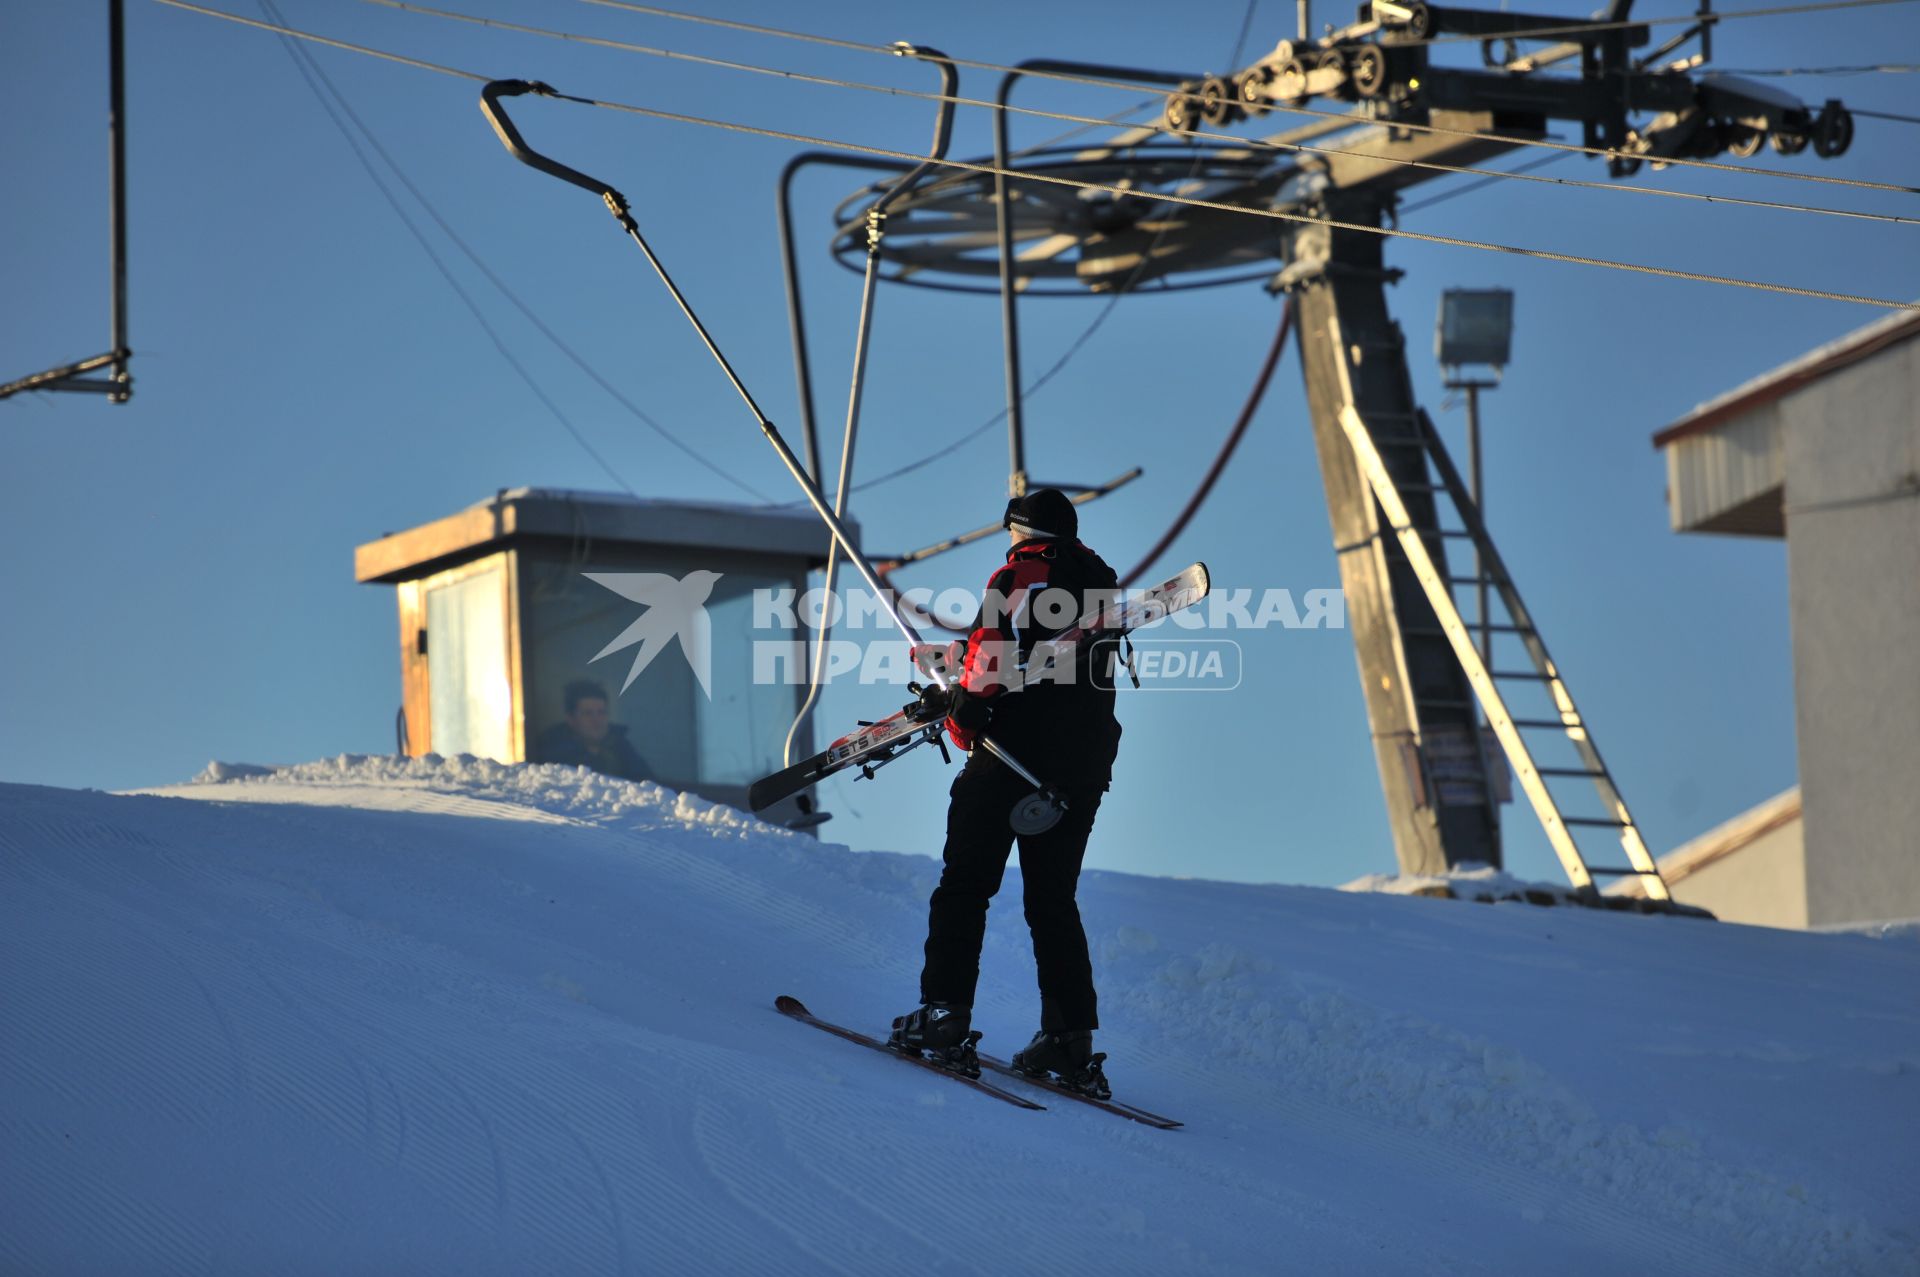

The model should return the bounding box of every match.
[584,570,722,697]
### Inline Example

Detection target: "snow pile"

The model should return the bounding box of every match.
[1815,917,1920,943]
[190,760,277,783]
[1344,861,1606,907]
[178,752,781,838]
[2,756,1916,1275]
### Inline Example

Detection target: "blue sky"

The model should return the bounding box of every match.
[4,0,1915,887]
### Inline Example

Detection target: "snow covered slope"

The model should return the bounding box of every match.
[3,757,1916,1275]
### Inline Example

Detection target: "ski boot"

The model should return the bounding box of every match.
[888,1002,981,1078]
[1011,1029,1112,1101]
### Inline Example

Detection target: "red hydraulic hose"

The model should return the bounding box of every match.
[1121,297,1294,587]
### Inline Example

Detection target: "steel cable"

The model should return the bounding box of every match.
[151,1,1920,312]
[570,0,1920,195]
[259,0,774,502]
[359,0,1920,221]
[578,0,1919,57]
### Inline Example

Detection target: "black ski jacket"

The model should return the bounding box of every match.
[954,538,1123,791]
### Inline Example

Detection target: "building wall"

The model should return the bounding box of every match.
[1667,810,1808,929]
[1779,336,1920,927]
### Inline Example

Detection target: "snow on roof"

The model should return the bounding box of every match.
[1652,306,1920,450]
[478,486,786,518]
[356,486,847,583]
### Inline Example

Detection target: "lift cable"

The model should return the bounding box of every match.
[841,0,1260,588]
[358,0,1920,224]
[579,0,1918,58]
[335,0,1916,512]
[854,0,1262,518]
[150,2,1920,314]
[1399,150,1576,213]
[838,276,1131,498]
[252,3,649,499]
[568,0,1920,195]
[821,102,1168,498]
[863,295,1288,607]
[257,0,773,503]
[1854,107,1920,124]
[1417,0,1914,44]
[1713,63,1920,73]
[553,95,1920,308]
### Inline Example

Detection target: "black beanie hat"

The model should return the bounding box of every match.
[1004,487,1078,540]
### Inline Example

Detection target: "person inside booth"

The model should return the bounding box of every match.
[536,679,651,782]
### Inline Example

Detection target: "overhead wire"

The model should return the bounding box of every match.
[568,0,1920,196]
[854,0,1265,589]
[530,88,1920,310]
[825,101,1167,498]
[257,0,774,503]
[818,95,1231,501]
[251,0,644,498]
[357,0,1920,224]
[1413,0,1918,44]
[578,0,1918,57]
[150,1,1920,313]
[844,306,1129,496]
[880,0,1265,519]
[162,0,485,77]
[1004,96,1163,161]
[1399,150,1575,212]
[1713,62,1920,73]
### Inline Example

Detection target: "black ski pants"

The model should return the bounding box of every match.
[919,759,1104,1032]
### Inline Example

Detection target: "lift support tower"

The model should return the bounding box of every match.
[821,0,1860,895]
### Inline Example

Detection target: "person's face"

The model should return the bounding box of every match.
[568,697,612,745]
[1008,527,1023,549]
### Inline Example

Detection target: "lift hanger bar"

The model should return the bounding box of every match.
[478,77,1070,829]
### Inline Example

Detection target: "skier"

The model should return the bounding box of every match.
[889,488,1124,1098]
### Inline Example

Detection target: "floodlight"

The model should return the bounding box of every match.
[1436,289,1514,372]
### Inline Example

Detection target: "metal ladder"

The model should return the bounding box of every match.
[1328,319,1672,901]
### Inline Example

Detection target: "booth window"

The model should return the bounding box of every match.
[424,560,512,761]
[695,575,793,786]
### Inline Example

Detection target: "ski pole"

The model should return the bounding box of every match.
[785,46,958,768]
[477,79,1069,833]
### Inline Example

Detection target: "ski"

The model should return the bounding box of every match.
[749,562,1211,812]
[976,1053,1184,1129]
[773,996,1045,1111]
[748,704,940,813]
